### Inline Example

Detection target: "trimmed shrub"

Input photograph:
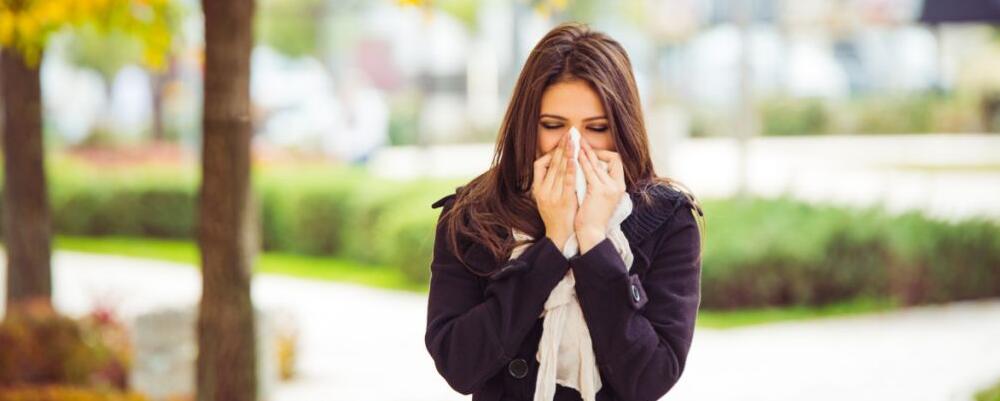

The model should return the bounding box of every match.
[258,178,360,256]
[373,205,434,283]
[760,97,830,136]
[700,197,1000,309]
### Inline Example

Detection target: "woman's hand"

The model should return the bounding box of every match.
[532,130,577,251]
[574,138,626,252]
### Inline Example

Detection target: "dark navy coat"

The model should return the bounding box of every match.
[424,183,702,401]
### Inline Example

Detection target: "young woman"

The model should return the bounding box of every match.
[424,22,705,401]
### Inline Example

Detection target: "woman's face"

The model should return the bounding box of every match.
[536,79,616,158]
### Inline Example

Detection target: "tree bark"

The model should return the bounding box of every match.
[1,49,52,313]
[150,58,174,141]
[151,72,166,141]
[195,1,258,401]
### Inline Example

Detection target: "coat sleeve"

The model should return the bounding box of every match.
[424,201,570,394]
[569,201,702,401]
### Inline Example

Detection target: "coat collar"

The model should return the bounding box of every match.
[619,184,691,274]
[621,183,689,246]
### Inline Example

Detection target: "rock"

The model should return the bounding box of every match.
[130,305,282,401]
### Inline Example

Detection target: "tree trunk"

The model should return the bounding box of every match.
[1,49,52,313]
[150,60,172,141]
[151,73,165,141]
[195,1,258,401]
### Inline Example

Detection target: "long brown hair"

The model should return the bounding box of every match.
[441,22,703,276]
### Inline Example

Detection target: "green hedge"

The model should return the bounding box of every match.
[691,92,988,138]
[751,92,985,136]
[1,160,461,285]
[2,159,999,310]
[701,197,1000,309]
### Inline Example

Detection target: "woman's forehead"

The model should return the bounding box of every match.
[539,80,606,119]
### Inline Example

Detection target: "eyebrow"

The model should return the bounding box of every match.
[539,114,607,122]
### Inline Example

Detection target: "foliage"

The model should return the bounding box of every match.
[256,0,325,58]
[0,386,148,401]
[0,0,180,69]
[65,24,139,84]
[760,97,829,136]
[0,299,132,389]
[700,197,1000,309]
[977,377,1000,401]
[748,92,985,136]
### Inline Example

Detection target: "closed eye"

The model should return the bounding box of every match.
[539,122,608,132]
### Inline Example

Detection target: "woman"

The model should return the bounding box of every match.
[425,22,705,401]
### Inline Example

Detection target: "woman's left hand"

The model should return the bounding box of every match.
[574,138,626,250]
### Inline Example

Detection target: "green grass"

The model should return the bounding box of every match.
[53,235,427,292]
[51,235,898,328]
[696,297,900,329]
[977,378,1000,401]
[56,235,199,265]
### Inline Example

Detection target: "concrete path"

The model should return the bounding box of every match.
[670,301,1000,401]
[3,251,1000,401]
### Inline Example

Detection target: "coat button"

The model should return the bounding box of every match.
[508,358,528,379]
[631,284,641,302]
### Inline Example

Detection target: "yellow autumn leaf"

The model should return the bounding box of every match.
[1,0,178,68]
[16,13,39,39]
[0,11,14,45]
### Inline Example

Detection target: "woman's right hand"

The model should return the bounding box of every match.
[532,130,577,251]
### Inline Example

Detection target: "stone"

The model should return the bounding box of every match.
[130,304,283,401]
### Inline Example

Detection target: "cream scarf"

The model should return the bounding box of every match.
[509,127,634,401]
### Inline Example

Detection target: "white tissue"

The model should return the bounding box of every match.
[569,126,587,206]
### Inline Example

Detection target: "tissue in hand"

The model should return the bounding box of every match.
[569,126,587,206]
[568,127,632,241]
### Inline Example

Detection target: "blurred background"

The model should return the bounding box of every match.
[1,0,999,400]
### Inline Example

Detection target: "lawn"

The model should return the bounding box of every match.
[49,235,896,329]
[696,297,899,329]
[977,378,1000,401]
[54,235,428,292]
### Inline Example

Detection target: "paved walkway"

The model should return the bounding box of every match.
[3,251,1000,401]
